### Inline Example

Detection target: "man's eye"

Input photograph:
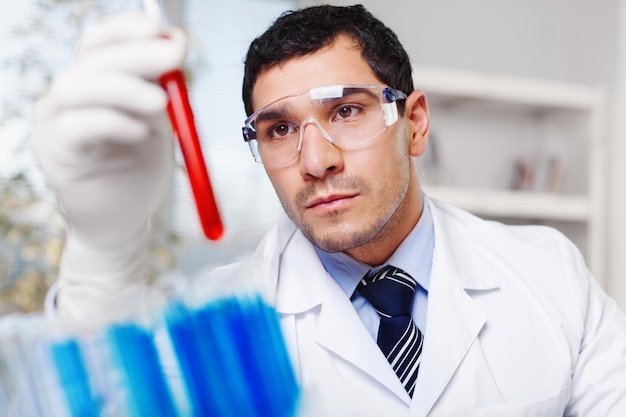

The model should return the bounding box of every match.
[268,123,296,139]
[335,105,361,120]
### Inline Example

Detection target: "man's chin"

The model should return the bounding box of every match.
[300,223,375,254]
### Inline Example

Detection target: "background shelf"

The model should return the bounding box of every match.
[423,186,589,223]
[413,66,599,111]
[412,66,605,282]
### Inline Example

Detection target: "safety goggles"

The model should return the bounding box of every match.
[242,84,407,167]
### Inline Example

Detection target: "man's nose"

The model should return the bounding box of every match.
[298,119,344,179]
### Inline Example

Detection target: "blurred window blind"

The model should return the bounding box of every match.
[0,0,293,274]
[0,0,142,188]
[165,0,293,273]
[0,0,144,313]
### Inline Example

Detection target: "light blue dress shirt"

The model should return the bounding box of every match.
[315,199,434,340]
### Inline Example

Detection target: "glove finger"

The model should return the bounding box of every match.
[37,107,163,163]
[42,71,167,118]
[54,142,173,246]
[51,126,172,184]
[76,28,187,80]
[76,12,162,54]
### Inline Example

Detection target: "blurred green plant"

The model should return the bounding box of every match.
[0,173,63,314]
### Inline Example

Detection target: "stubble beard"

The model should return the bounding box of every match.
[278,163,410,254]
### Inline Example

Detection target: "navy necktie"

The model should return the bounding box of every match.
[357,265,423,397]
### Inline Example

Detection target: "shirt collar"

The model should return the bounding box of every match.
[315,198,434,297]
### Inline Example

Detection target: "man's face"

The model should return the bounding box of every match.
[251,36,427,265]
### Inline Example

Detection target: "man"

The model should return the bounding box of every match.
[33,4,626,416]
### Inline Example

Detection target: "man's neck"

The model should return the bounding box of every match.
[345,184,424,266]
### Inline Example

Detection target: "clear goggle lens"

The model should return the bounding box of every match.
[242,84,407,166]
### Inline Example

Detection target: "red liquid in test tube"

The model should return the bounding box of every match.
[159,69,224,240]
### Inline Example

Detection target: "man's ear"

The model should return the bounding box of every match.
[404,90,430,157]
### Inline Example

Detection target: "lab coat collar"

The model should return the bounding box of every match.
[274,221,329,314]
[409,197,499,416]
[266,197,500,311]
[261,200,502,411]
[271,216,410,402]
[424,196,500,291]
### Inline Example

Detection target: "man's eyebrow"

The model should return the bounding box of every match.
[341,88,378,99]
[316,89,378,106]
[310,91,377,110]
[254,103,293,124]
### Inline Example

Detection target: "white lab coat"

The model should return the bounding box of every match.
[194,197,626,416]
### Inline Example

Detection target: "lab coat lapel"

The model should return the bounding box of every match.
[410,262,486,416]
[275,226,411,404]
[410,200,498,417]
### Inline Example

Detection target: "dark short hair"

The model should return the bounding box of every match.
[242,4,414,116]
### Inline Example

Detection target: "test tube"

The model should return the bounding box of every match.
[145,0,225,241]
[160,69,225,240]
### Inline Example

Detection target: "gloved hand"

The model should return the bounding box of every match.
[32,12,188,325]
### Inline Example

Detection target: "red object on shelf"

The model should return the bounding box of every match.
[159,69,224,240]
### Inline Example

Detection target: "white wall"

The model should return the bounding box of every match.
[609,0,626,309]
[299,0,626,309]
[299,0,618,84]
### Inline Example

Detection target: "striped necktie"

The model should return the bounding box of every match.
[357,265,423,397]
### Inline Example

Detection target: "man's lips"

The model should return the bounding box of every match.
[306,193,358,210]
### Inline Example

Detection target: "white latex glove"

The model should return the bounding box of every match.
[32,12,188,325]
